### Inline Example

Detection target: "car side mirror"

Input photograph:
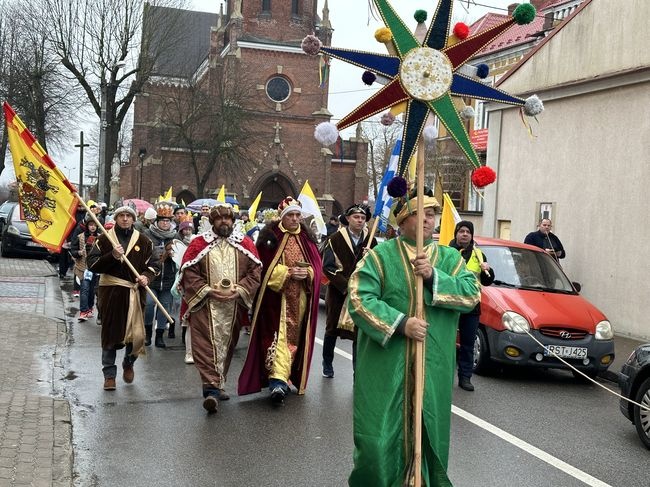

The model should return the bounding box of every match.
[572,281,582,293]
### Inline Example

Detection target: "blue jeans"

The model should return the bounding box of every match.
[144,288,173,331]
[102,343,136,379]
[458,313,480,379]
[80,274,99,312]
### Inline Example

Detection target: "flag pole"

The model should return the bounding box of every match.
[413,137,425,487]
[73,193,176,325]
[366,215,380,247]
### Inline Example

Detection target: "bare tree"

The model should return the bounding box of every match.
[33,0,189,202]
[361,120,402,199]
[154,63,266,198]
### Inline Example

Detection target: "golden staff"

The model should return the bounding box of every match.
[413,137,426,486]
[74,194,176,325]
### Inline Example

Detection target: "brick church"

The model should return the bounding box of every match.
[119,0,368,216]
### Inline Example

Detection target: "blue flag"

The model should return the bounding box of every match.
[373,136,401,232]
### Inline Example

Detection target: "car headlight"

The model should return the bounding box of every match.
[502,311,530,334]
[595,320,613,340]
[6,225,20,235]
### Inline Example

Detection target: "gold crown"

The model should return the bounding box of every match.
[179,212,194,223]
[155,202,175,219]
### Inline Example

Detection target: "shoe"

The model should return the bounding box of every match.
[103,377,116,391]
[145,326,153,346]
[459,376,475,392]
[168,323,175,339]
[184,351,194,364]
[122,363,134,384]
[72,290,80,298]
[86,309,94,318]
[270,386,286,406]
[202,396,218,414]
[154,329,166,348]
[216,389,230,401]
[322,361,334,378]
[78,311,88,322]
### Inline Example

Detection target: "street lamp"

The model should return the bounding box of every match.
[138,148,147,199]
[97,60,126,204]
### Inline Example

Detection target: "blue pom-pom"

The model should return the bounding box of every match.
[362,71,376,86]
[476,63,489,79]
[387,176,408,198]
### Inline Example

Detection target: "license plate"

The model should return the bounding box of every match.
[26,241,42,247]
[544,345,587,359]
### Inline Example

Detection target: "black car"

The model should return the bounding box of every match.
[0,204,50,258]
[0,200,17,235]
[619,343,650,449]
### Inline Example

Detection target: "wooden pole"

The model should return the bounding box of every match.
[366,214,381,246]
[413,138,426,486]
[73,193,176,325]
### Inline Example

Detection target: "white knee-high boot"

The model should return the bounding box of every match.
[184,327,194,364]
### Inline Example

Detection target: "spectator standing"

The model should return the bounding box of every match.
[524,218,565,261]
[449,220,495,391]
[71,214,101,321]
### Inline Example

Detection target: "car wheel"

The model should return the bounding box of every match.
[473,327,492,375]
[633,377,650,450]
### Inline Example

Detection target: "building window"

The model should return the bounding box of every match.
[266,76,291,102]
[262,0,271,13]
[291,0,299,16]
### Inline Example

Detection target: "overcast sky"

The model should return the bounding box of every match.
[1,0,519,186]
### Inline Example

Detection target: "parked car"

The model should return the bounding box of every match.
[619,343,650,449]
[0,200,17,235]
[465,237,615,379]
[0,204,50,258]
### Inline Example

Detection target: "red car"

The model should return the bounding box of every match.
[469,237,615,379]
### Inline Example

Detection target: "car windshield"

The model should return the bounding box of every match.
[481,245,575,293]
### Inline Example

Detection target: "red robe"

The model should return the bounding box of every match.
[238,221,322,395]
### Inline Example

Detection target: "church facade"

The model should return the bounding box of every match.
[120,0,368,216]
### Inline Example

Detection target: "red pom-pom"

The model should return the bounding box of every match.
[453,22,470,39]
[471,167,496,188]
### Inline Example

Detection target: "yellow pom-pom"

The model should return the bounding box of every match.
[374,27,393,43]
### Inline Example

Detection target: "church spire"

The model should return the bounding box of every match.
[321,0,332,30]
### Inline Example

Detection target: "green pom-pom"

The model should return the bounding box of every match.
[513,3,536,25]
[414,9,427,24]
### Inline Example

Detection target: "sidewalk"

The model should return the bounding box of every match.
[0,257,72,487]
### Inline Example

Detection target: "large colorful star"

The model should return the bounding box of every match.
[312,0,539,179]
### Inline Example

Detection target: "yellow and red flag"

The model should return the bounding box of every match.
[3,102,78,252]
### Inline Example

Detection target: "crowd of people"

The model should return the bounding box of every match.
[54,190,567,485]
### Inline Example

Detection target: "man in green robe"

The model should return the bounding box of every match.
[347,188,480,487]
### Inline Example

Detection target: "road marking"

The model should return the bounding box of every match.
[451,406,612,487]
[315,337,353,360]
[321,340,612,487]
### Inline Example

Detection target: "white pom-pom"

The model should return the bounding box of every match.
[423,125,438,141]
[314,122,339,146]
[459,106,475,120]
[523,95,544,116]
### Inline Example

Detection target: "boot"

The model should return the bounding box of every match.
[168,322,175,339]
[322,335,337,378]
[155,329,166,348]
[145,326,153,346]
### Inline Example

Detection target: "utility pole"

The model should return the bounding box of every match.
[74,131,90,198]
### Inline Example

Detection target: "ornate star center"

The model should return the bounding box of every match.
[399,47,452,101]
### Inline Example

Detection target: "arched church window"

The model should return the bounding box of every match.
[266,76,291,103]
[291,0,299,16]
[262,0,271,13]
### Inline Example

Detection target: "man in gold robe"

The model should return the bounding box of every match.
[179,204,262,413]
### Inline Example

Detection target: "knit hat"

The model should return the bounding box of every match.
[454,220,474,238]
[178,220,194,232]
[144,207,157,221]
[278,197,302,218]
[113,201,138,220]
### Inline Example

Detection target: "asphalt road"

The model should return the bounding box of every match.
[57,288,648,487]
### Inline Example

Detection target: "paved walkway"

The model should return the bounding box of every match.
[0,257,72,487]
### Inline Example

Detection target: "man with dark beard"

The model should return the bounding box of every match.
[178,204,262,413]
[87,202,159,391]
